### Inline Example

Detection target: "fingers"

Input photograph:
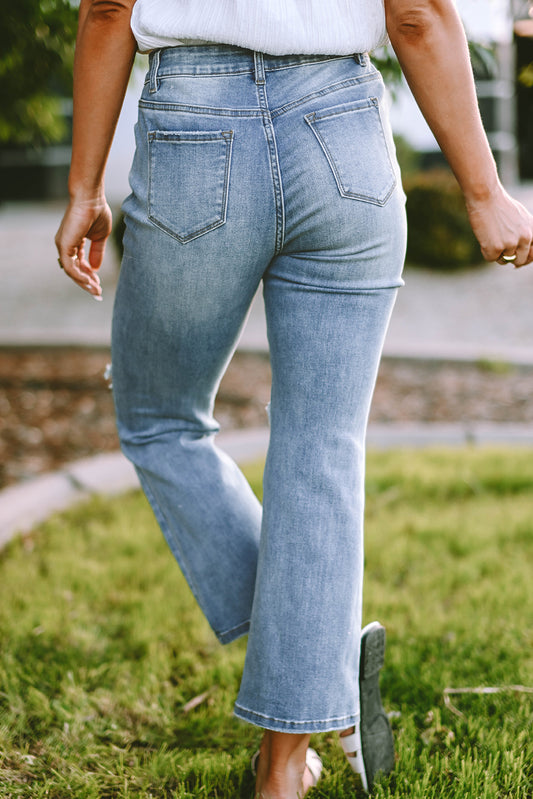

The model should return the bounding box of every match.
[496,252,518,266]
[497,226,533,268]
[54,201,110,299]
[466,188,533,268]
[57,247,103,300]
[492,213,533,267]
[515,233,533,267]
[501,202,533,268]
[496,234,533,268]
[88,237,107,271]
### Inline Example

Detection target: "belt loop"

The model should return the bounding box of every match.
[354,52,369,67]
[149,49,161,94]
[253,51,265,85]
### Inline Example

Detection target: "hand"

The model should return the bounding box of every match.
[55,196,113,299]
[465,186,533,268]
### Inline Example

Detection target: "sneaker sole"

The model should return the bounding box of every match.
[359,621,395,792]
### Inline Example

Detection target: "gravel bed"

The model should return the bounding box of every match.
[2,347,533,489]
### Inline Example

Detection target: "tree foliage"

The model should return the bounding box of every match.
[0,0,78,146]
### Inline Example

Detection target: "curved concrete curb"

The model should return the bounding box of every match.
[366,422,533,449]
[0,428,270,551]
[2,422,533,552]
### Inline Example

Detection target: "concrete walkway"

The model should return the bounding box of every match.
[1,183,533,359]
[0,429,269,548]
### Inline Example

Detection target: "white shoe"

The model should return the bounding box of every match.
[340,621,395,793]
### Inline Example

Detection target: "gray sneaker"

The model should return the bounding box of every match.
[340,621,395,792]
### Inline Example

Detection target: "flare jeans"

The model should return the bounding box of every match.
[112,45,407,733]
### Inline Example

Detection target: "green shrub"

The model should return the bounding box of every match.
[0,0,77,146]
[404,169,482,268]
[393,134,421,180]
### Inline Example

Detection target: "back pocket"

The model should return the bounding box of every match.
[148,130,233,243]
[304,98,396,206]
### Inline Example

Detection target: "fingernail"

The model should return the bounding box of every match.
[93,294,103,302]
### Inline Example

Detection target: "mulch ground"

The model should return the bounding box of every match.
[2,347,533,490]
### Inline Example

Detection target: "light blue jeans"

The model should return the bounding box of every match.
[112,45,406,733]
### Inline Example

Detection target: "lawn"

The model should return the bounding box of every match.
[0,448,532,798]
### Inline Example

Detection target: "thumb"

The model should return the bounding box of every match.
[88,238,107,271]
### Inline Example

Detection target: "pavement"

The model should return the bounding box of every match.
[2,184,533,358]
[2,55,532,355]
[2,183,533,547]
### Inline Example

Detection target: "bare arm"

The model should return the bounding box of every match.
[55,0,137,297]
[385,0,533,266]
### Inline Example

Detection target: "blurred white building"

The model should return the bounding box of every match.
[389,0,522,183]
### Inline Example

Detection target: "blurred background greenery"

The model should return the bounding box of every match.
[0,0,77,146]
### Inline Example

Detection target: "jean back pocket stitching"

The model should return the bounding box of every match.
[148,130,234,244]
[304,99,396,206]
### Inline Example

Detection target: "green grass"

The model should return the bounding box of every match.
[0,449,532,798]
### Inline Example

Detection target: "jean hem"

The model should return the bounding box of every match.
[217,619,250,645]
[233,703,359,733]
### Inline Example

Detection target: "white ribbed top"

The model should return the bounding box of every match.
[131,0,388,56]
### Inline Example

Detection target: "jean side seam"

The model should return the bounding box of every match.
[134,466,238,645]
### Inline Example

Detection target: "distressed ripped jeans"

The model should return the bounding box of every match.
[111,45,406,733]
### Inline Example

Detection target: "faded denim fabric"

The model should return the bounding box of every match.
[112,45,406,733]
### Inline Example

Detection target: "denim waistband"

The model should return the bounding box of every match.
[148,45,369,85]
